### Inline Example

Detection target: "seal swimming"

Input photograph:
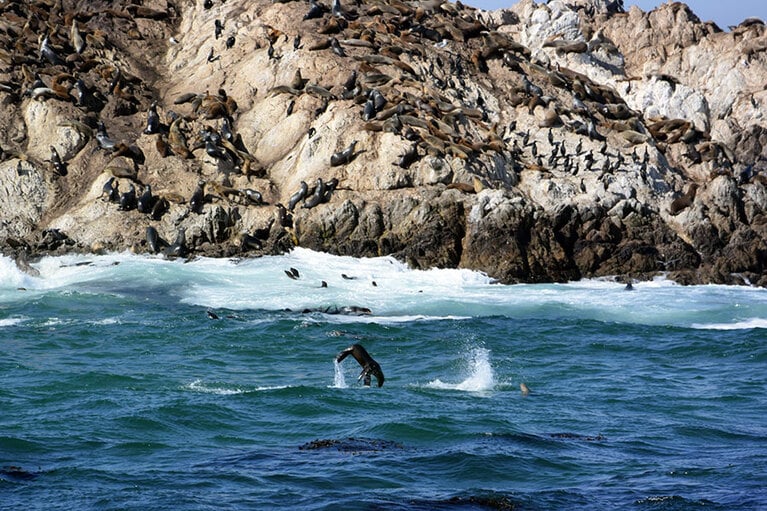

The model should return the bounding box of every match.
[336,343,384,387]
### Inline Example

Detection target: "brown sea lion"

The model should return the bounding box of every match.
[336,343,385,387]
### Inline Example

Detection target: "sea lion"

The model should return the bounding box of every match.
[40,33,66,66]
[668,183,698,215]
[145,226,168,253]
[119,184,137,211]
[190,181,205,214]
[165,228,188,258]
[101,176,118,202]
[336,343,384,387]
[396,143,419,168]
[96,121,116,151]
[242,188,263,205]
[137,184,154,213]
[288,181,308,211]
[302,178,325,209]
[330,140,357,166]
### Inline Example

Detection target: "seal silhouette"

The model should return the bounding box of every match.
[336,343,384,387]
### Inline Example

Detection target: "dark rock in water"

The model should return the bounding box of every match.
[298,437,404,452]
[298,305,372,315]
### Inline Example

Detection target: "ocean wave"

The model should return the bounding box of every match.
[690,318,767,330]
[1,250,766,328]
[186,379,293,395]
[0,317,27,327]
[186,379,247,395]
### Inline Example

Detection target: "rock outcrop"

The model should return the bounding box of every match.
[0,0,766,285]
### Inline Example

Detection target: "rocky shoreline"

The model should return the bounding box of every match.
[1,0,766,285]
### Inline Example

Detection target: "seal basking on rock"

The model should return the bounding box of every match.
[336,343,384,387]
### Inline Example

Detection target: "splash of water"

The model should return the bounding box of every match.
[333,360,348,388]
[427,346,495,392]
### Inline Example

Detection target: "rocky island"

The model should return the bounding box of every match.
[1,0,765,285]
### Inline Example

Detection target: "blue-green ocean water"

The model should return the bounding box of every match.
[1,249,765,510]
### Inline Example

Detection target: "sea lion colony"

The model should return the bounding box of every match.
[0,0,766,284]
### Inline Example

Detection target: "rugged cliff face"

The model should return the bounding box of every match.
[1,0,765,285]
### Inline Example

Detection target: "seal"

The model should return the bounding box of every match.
[119,184,137,211]
[190,181,205,214]
[302,178,325,209]
[165,227,188,258]
[669,183,698,215]
[288,180,308,211]
[330,140,357,166]
[146,226,168,254]
[137,184,154,214]
[336,343,384,387]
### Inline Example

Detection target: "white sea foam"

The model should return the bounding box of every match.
[89,317,121,326]
[691,318,767,330]
[1,249,766,328]
[186,379,292,394]
[0,317,26,327]
[187,379,246,395]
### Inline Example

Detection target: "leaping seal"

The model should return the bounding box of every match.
[336,343,384,387]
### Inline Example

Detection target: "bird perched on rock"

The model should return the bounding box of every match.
[144,102,161,134]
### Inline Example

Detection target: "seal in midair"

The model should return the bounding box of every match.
[336,343,385,387]
[288,181,308,211]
